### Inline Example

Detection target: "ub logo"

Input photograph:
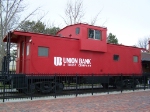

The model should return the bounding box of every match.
[54,57,62,66]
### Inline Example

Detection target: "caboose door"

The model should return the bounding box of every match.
[17,37,29,74]
[19,42,24,73]
[19,41,24,73]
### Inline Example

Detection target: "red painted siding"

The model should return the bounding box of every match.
[28,34,141,75]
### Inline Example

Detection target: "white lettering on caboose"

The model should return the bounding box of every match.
[63,58,78,64]
[54,57,62,66]
[54,57,91,67]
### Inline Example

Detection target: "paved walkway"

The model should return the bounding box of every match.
[0,90,150,112]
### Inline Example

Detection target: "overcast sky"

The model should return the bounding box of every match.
[24,0,150,46]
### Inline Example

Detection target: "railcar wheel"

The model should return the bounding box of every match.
[124,79,137,89]
[23,83,36,95]
[40,82,53,94]
[115,81,124,89]
[54,82,64,93]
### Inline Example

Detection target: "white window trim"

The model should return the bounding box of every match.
[88,29,101,40]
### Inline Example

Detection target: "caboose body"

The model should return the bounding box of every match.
[3,23,142,93]
[6,23,141,75]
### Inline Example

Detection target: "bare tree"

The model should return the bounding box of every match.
[90,11,101,25]
[90,11,107,26]
[137,37,150,50]
[0,0,39,70]
[62,0,85,25]
[62,0,106,26]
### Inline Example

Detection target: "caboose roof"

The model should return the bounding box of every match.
[3,30,78,43]
[57,23,107,34]
[3,31,31,43]
[107,43,141,49]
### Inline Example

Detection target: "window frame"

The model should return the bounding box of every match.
[38,46,49,57]
[26,44,30,56]
[88,28,102,40]
[75,27,80,35]
[113,54,120,61]
[133,56,138,63]
[22,42,24,56]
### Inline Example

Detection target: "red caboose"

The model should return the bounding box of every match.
[4,23,142,75]
[3,23,142,92]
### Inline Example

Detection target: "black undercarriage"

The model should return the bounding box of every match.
[0,72,145,94]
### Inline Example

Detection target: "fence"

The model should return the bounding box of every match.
[0,73,150,102]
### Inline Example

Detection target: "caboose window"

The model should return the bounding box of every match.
[113,55,119,61]
[38,47,49,57]
[95,30,101,39]
[22,42,24,56]
[88,29,101,40]
[26,44,29,56]
[133,56,138,62]
[88,29,94,39]
[76,27,80,34]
